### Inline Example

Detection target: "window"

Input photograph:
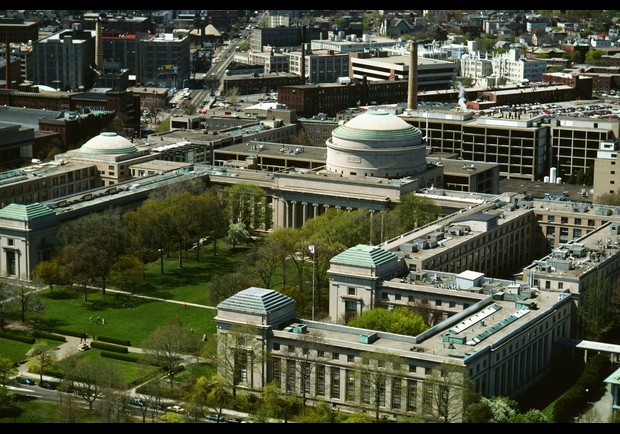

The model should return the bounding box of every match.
[7,238,14,246]
[317,350,324,358]
[330,367,341,399]
[316,365,325,396]
[395,294,401,301]
[347,354,355,363]
[392,380,402,409]
[287,361,296,392]
[409,365,416,373]
[406,379,417,411]
[348,287,355,295]
[435,300,442,307]
[332,352,339,360]
[273,343,280,351]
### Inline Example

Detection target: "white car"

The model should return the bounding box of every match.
[77,343,90,351]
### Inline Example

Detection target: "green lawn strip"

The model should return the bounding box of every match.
[30,289,216,348]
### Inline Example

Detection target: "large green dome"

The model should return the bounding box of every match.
[332,109,422,142]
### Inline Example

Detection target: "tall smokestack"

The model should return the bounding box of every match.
[301,26,306,84]
[407,40,418,111]
[95,18,103,70]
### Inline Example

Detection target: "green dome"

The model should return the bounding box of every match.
[332,109,422,142]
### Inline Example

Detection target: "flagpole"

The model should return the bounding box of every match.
[310,245,316,320]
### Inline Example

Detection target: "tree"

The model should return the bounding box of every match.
[245,243,280,288]
[265,227,301,287]
[424,363,469,423]
[223,183,269,231]
[16,282,37,323]
[288,332,325,408]
[394,192,440,233]
[31,257,67,295]
[0,281,18,330]
[0,356,18,386]
[67,358,123,410]
[259,381,301,423]
[203,323,263,398]
[27,342,57,384]
[142,317,195,390]
[347,307,428,336]
[208,270,256,303]
[227,86,240,110]
[579,276,614,340]
[56,208,130,298]
[183,375,212,423]
[225,222,252,249]
[353,350,406,422]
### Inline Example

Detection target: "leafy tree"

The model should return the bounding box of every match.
[205,374,232,421]
[353,351,406,422]
[227,86,240,109]
[56,208,130,298]
[225,222,252,249]
[579,276,614,340]
[223,183,269,232]
[15,282,37,323]
[142,316,195,390]
[27,342,57,384]
[394,192,440,233]
[347,306,428,336]
[31,257,67,295]
[264,227,300,287]
[0,356,18,386]
[259,381,301,423]
[0,386,21,420]
[183,375,212,422]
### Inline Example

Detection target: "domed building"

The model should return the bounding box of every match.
[57,131,154,186]
[325,109,427,179]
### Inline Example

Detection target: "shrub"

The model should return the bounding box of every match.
[89,341,128,353]
[32,330,66,342]
[96,336,131,346]
[0,331,35,344]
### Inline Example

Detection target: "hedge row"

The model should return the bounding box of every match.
[100,351,143,363]
[0,331,35,344]
[552,353,613,422]
[32,330,66,342]
[89,341,128,353]
[96,336,131,346]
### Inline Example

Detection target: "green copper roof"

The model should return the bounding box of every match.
[331,244,397,268]
[0,202,56,221]
[217,287,294,314]
[332,109,422,142]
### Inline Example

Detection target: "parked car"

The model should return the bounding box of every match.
[226,417,242,423]
[166,405,185,414]
[130,398,145,406]
[39,380,58,390]
[18,377,35,385]
[206,412,225,422]
[77,343,90,351]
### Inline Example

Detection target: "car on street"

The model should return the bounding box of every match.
[17,377,35,385]
[77,343,90,351]
[206,412,225,422]
[166,405,185,414]
[39,380,58,390]
[130,398,145,406]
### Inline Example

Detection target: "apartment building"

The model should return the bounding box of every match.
[33,23,97,92]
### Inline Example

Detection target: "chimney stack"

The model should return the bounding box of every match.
[95,17,103,70]
[407,40,418,111]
